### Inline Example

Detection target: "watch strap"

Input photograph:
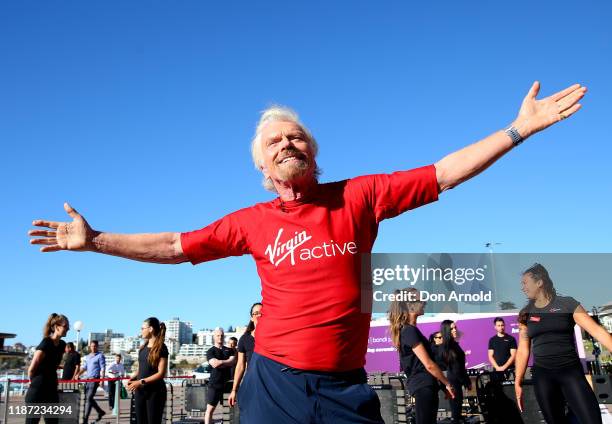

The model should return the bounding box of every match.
[504,126,524,146]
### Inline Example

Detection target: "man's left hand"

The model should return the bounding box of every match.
[513,81,587,139]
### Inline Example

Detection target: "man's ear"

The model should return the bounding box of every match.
[261,166,270,180]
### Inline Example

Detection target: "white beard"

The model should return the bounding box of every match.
[276,159,310,182]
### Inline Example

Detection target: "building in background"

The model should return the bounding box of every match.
[164,318,193,345]
[88,329,124,351]
[196,327,246,346]
[166,339,180,356]
[598,301,612,333]
[176,344,208,364]
[110,336,141,354]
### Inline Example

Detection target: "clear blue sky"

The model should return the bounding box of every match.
[1,0,610,346]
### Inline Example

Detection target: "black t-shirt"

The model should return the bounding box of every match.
[435,341,470,387]
[138,344,169,390]
[430,344,444,369]
[525,295,581,369]
[488,334,517,368]
[399,325,436,394]
[238,333,255,365]
[206,346,234,388]
[31,338,66,388]
[61,351,81,380]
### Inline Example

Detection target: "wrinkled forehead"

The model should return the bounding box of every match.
[259,120,306,141]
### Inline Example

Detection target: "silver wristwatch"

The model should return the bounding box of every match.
[504,126,524,146]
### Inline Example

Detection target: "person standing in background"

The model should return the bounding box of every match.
[78,340,106,423]
[61,342,80,381]
[25,313,69,424]
[205,327,236,424]
[106,354,125,411]
[389,289,454,424]
[488,317,517,378]
[229,302,262,407]
[228,337,238,379]
[437,320,471,424]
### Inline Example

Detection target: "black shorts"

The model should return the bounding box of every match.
[206,385,224,407]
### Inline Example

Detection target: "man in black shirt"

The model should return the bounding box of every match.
[488,317,517,376]
[205,327,236,424]
[228,336,238,380]
[61,342,81,381]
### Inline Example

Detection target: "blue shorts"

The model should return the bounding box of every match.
[238,352,384,424]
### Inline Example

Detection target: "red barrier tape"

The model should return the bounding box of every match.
[7,375,196,384]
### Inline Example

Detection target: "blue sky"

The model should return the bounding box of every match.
[1,0,610,346]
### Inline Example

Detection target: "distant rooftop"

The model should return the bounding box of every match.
[0,333,17,339]
[0,332,26,358]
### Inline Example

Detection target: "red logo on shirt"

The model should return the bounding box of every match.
[530,316,541,322]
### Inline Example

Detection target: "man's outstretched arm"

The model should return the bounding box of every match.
[435,81,586,192]
[29,203,187,264]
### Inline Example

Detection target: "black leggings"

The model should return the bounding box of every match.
[24,384,59,424]
[412,385,439,424]
[448,382,464,423]
[533,364,601,424]
[134,387,167,424]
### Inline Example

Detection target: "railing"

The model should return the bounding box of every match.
[0,375,203,424]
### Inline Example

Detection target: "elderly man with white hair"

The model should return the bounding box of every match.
[30,81,586,423]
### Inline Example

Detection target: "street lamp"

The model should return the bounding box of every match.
[73,321,84,352]
[485,242,502,307]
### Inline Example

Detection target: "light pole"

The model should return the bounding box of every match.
[73,321,84,352]
[485,242,502,307]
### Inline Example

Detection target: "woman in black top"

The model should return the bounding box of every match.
[127,317,168,424]
[25,313,69,424]
[437,320,472,424]
[229,302,262,407]
[389,289,454,424]
[428,331,443,369]
[515,263,612,424]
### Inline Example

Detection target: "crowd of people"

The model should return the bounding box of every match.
[22,303,261,424]
[23,266,612,424]
[389,263,612,424]
[25,82,612,423]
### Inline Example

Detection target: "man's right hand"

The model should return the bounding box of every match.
[30,203,96,252]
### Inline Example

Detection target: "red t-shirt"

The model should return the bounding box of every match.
[181,165,439,371]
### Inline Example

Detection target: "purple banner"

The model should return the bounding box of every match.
[365,314,521,373]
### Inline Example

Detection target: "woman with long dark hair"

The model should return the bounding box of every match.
[515,263,612,424]
[228,302,262,407]
[25,314,69,424]
[127,317,168,424]
[389,289,454,424]
[437,320,471,424]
